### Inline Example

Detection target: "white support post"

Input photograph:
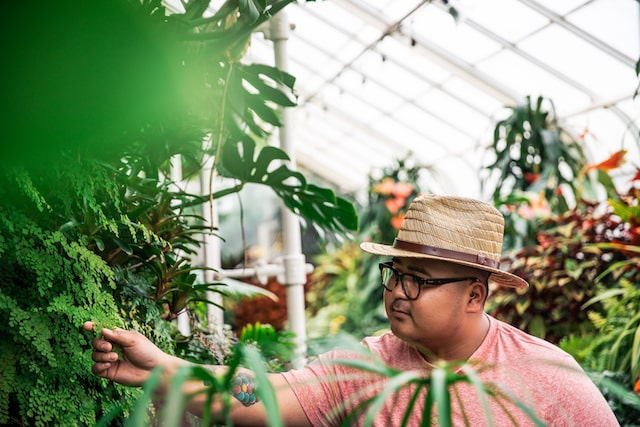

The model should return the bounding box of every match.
[200,148,225,329]
[170,154,192,337]
[268,11,308,369]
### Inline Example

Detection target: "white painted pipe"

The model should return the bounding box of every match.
[268,10,309,368]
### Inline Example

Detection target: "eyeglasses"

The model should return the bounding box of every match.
[379,261,478,300]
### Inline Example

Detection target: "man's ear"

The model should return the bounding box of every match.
[466,280,486,312]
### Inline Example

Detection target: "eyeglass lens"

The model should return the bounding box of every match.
[380,263,420,299]
[379,262,477,300]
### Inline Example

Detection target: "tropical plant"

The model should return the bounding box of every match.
[0,0,357,425]
[122,329,551,427]
[329,357,546,427]
[558,185,640,424]
[488,174,640,343]
[482,95,588,250]
[102,322,296,426]
[584,276,640,381]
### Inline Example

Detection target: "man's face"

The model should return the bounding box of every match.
[383,257,477,353]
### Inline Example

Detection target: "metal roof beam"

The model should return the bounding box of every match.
[516,0,636,68]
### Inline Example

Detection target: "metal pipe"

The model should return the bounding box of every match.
[268,11,309,368]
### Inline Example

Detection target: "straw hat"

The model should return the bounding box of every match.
[360,194,528,289]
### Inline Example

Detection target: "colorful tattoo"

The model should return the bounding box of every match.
[231,372,259,407]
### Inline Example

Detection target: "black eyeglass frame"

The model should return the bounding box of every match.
[379,261,479,300]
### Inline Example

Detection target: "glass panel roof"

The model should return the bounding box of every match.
[243,0,639,199]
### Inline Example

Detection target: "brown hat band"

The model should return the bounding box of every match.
[393,239,500,269]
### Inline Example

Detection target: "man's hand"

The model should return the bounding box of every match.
[83,321,183,387]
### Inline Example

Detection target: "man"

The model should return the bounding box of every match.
[85,194,619,426]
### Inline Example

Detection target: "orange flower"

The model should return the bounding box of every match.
[538,234,553,249]
[391,214,405,230]
[581,220,594,231]
[583,149,627,173]
[385,197,406,215]
[392,182,414,198]
[517,192,551,220]
[634,375,640,396]
[373,178,396,195]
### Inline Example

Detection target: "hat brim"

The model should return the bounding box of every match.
[360,242,528,289]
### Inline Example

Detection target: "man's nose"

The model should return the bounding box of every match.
[389,279,408,299]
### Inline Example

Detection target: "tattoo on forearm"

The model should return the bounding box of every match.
[231,372,259,407]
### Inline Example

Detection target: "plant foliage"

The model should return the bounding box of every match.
[488,183,640,344]
[483,95,588,250]
[0,0,356,425]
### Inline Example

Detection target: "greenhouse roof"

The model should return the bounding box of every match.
[244,0,639,199]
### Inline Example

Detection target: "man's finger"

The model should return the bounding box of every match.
[83,321,95,332]
[92,350,118,363]
[92,337,113,352]
[102,326,138,346]
[91,362,112,377]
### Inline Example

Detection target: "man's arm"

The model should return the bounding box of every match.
[83,322,311,426]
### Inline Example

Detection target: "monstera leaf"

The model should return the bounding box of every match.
[224,63,297,140]
[215,138,358,234]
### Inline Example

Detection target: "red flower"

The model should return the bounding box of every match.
[583,149,627,173]
[524,172,540,183]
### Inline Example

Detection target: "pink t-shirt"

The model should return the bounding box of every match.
[282,315,619,426]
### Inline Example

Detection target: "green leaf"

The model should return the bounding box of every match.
[529,316,546,339]
[241,345,284,427]
[220,139,358,234]
[581,288,626,310]
[238,0,264,24]
[361,370,423,426]
[246,63,296,92]
[126,368,164,427]
[429,367,452,427]
[461,365,494,426]
[596,170,618,199]
[160,365,192,427]
[245,93,282,126]
[242,68,297,107]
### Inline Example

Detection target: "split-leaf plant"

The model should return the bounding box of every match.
[0,0,357,425]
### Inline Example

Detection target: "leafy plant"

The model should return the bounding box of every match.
[0,0,357,425]
[488,184,639,343]
[482,95,588,250]
[560,190,640,424]
[330,357,545,427]
[118,322,296,427]
[584,276,640,383]
[588,371,640,427]
[0,163,153,426]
